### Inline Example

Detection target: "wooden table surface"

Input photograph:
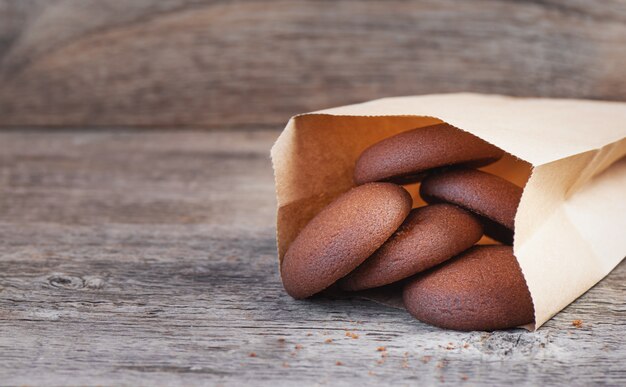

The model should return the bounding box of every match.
[0,129,624,386]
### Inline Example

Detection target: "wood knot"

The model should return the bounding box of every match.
[46,274,106,290]
[48,274,85,289]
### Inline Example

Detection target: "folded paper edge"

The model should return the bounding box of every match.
[517,144,626,329]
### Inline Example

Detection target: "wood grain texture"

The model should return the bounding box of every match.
[1,0,626,128]
[0,129,624,386]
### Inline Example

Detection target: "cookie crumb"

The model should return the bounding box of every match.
[377,346,386,352]
[336,361,343,366]
[248,352,257,358]
[461,374,469,381]
[345,331,359,339]
[277,338,286,343]
[572,320,583,328]
[463,343,470,349]
[325,338,333,344]
[306,333,313,336]
[282,362,289,368]
[421,355,432,364]
[295,344,303,350]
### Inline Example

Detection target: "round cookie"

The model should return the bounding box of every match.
[281,182,412,299]
[338,204,483,291]
[354,123,504,185]
[403,245,534,331]
[419,168,522,244]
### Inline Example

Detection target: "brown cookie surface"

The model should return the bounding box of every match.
[419,168,523,244]
[354,123,504,185]
[281,183,412,299]
[338,204,483,291]
[403,245,534,331]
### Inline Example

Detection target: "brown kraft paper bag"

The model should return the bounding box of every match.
[271,93,626,329]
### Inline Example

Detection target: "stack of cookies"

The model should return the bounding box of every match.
[280,123,534,331]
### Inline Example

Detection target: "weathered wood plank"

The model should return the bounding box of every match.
[1,0,626,128]
[0,130,624,385]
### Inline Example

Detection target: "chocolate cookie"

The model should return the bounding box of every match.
[281,183,412,299]
[338,204,483,291]
[403,245,534,331]
[354,123,504,185]
[419,168,522,244]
